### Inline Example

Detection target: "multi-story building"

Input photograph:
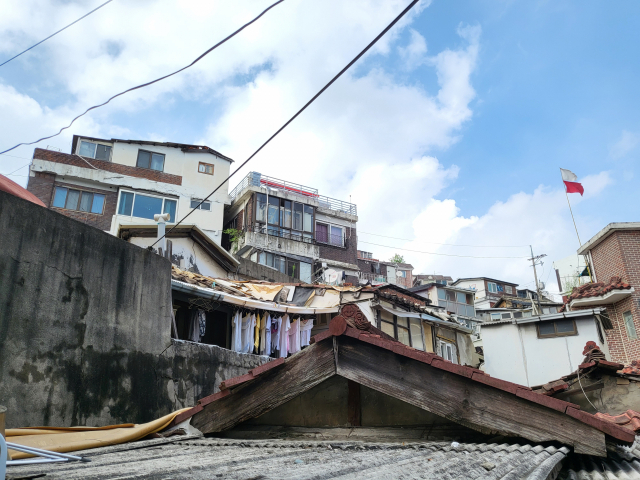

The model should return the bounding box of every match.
[413,274,453,287]
[26,135,237,277]
[223,172,359,285]
[451,277,519,309]
[408,283,480,335]
[564,222,640,363]
[355,250,414,288]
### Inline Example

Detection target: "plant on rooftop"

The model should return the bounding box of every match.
[389,253,405,264]
[223,228,243,253]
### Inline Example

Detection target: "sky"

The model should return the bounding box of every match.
[1,0,639,299]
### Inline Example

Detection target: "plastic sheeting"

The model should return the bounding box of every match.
[242,283,284,302]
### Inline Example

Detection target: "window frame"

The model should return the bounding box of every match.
[116,189,177,222]
[77,139,113,162]
[505,285,513,294]
[537,319,578,338]
[52,185,106,215]
[315,220,345,247]
[623,311,638,340]
[198,162,214,175]
[136,149,165,172]
[379,314,425,351]
[487,282,498,293]
[253,194,315,244]
[190,198,212,211]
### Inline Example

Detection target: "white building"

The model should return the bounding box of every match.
[450,277,519,309]
[481,308,611,387]
[27,135,236,274]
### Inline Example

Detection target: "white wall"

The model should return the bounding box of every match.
[454,279,486,299]
[129,236,228,279]
[482,318,605,387]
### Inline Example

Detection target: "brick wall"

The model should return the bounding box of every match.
[26,171,55,206]
[49,181,118,231]
[318,226,358,266]
[33,148,182,186]
[589,231,640,363]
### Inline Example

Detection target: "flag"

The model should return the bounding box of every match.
[560,168,584,195]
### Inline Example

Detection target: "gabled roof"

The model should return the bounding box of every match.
[577,222,640,255]
[452,277,519,287]
[171,307,635,457]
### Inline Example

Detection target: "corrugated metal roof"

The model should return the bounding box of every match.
[6,437,571,480]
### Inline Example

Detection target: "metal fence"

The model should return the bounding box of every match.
[229,172,357,216]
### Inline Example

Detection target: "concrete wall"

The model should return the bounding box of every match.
[482,317,604,387]
[0,190,268,428]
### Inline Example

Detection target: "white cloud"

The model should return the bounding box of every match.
[609,130,639,160]
[398,29,428,69]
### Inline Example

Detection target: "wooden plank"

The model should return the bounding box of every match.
[347,380,361,427]
[191,339,336,434]
[335,336,606,456]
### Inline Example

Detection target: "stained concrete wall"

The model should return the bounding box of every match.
[0,190,268,428]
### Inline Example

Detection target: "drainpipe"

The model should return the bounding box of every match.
[154,213,170,257]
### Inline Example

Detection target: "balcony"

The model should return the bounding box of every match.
[229,172,357,216]
[358,272,388,285]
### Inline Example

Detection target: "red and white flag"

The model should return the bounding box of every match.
[560,168,584,196]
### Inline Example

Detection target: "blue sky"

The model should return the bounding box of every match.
[0,0,637,294]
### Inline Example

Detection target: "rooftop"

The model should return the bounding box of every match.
[452,277,519,287]
[229,172,357,216]
[577,222,640,255]
[562,276,634,310]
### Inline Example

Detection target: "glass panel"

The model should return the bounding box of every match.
[118,191,134,215]
[95,144,111,161]
[488,282,496,293]
[380,321,395,337]
[501,313,511,319]
[466,305,475,317]
[303,205,313,232]
[283,200,292,228]
[267,197,279,224]
[258,252,266,265]
[276,256,286,274]
[514,311,523,319]
[437,289,446,300]
[549,307,557,313]
[65,189,80,210]
[316,223,328,243]
[266,253,273,268]
[624,311,638,340]
[396,317,409,328]
[299,262,312,283]
[201,201,210,211]
[490,313,501,321]
[330,225,343,246]
[190,199,200,209]
[523,311,532,318]
[136,150,151,169]
[538,322,555,336]
[456,292,466,304]
[302,233,313,242]
[79,192,92,212]
[132,194,163,220]
[79,141,96,158]
[555,319,575,334]
[397,326,410,346]
[446,291,456,302]
[256,194,266,222]
[293,203,303,230]
[410,319,424,350]
[91,194,105,214]
[52,187,67,208]
[287,260,299,279]
[150,153,164,171]
[163,199,177,222]
[466,294,473,305]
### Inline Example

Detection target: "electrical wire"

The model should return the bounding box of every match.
[358,231,529,248]
[0,0,114,68]
[152,0,421,248]
[0,0,286,155]
[2,163,31,177]
[357,240,529,259]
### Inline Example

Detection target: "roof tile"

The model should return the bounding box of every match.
[515,387,579,413]
[471,372,524,394]
[566,407,636,443]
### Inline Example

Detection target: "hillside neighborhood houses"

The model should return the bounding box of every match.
[1,135,639,477]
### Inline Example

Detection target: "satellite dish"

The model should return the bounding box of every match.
[324,269,339,283]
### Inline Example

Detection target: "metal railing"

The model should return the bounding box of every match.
[244,223,316,245]
[229,172,357,215]
[359,272,387,284]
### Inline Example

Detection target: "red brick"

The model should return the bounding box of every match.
[431,358,474,378]
[515,387,578,413]
[220,373,254,390]
[197,389,231,407]
[471,372,523,394]
[566,407,636,443]
[250,357,284,377]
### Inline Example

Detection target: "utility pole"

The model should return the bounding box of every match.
[528,245,546,316]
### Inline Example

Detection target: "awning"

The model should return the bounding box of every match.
[377,304,472,334]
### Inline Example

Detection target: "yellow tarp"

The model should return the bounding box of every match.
[242,283,284,301]
[6,408,190,459]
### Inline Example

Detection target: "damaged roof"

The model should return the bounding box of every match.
[561,276,633,311]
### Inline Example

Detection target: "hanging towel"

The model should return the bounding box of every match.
[278,315,291,358]
[288,318,301,355]
[260,314,272,356]
[271,317,281,354]
[241,314,256,354]
[300,318,314,347]
[230,311,242,352]
[254,313,261,351]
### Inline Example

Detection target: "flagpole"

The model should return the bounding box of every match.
[560,168,594,283]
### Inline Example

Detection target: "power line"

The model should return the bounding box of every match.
[358,231,529,248]
[2,163,31,177]
[358,240,529,259]
[0,0,114,68]
[152,0,421,248]
[0,0,286,155]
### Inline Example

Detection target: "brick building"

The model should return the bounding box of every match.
[356,251,414,288]
[223,172,359,284]
[565,223,640,363]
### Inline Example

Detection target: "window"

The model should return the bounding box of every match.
[623,311,638,340]
[78,140,112,161]
[456,292,467,304]
[490,313,501,321]
[437,289,446,300]
[446,290,456,302]
[190,199,211,211]
[505,285,513,294]
[437,339,458,364]
[379,314,424,351]
[256,193,267,223]
[52,186,105,214]
[537,319,577,338]
[257,252,311,282]
[117,191,177,222]
[303,205,313,232]
[487,282,498,293]
[397,270,407,278]
[293,202,303,230]
[501,313,511,319]
[198,162,214,175]
[514,311,523,319]
[136,150,165,172]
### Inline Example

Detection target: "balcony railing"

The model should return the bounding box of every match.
[358,272,388,284]
[229,172,357,216]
